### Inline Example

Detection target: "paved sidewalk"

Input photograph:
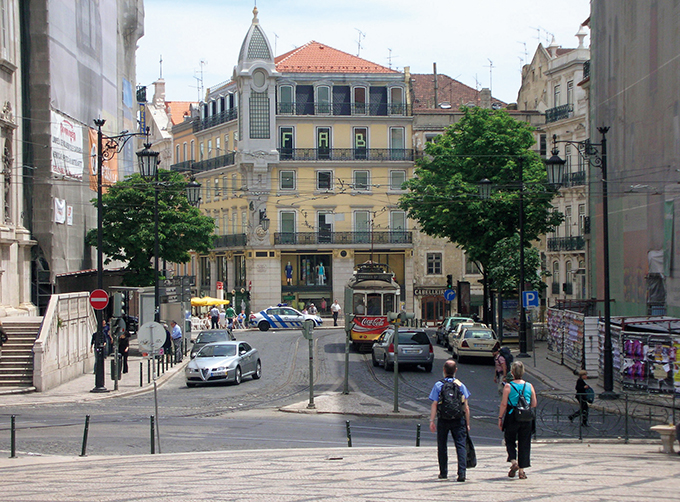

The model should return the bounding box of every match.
[1,443,678,501]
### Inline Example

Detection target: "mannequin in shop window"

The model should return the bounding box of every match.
[285,262,293,285]
[317,263,326,285]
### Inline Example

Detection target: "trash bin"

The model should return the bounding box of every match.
[110,353,123,380]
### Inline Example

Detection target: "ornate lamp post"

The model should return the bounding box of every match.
[547,127,616,398]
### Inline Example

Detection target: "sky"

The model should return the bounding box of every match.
[137,0,591,105]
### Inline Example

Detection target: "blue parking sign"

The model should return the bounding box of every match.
[522,291,539,308]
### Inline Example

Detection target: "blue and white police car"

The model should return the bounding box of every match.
[249,305,323,332]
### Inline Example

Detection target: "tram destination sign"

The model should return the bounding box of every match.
[355,272,394,282]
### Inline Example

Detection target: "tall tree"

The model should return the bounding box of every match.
[399,107,562,319]
[86,170,215,287]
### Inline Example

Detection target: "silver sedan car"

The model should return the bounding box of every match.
[185,341,261,387]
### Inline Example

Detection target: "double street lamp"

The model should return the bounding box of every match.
[546,127,615,398]
[479,154,565,358]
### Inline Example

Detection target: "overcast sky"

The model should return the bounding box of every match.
[137,0,591,105]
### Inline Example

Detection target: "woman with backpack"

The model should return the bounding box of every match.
[498,361,537,480]
[568,370,591,426]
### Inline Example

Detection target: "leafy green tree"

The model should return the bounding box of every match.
[87,170,215,287]
[489,234,548,294]
[399,107,562,318]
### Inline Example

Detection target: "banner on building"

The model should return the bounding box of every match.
[88,128,118,191]
[50,110,84,180]
[54,198,66,224]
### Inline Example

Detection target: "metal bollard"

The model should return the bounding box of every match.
[157,356,161,375]
[80,415,90,457]
[416,423,421,447]
[170,352,174,368]
[346,420,352,447]
[624,393,629,443]
[140,362,143,387]
[150,416,155,454]
[10,415,16,458]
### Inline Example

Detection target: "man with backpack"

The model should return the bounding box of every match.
[493,346,513,394]
[429,359,471,482]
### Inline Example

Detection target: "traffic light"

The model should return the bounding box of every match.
[446,275,453,289]
[111,317,126,339]
[112,292,125,317]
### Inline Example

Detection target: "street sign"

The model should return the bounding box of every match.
[302,319,315,340]
[137,322,167,356]
[444,289,456,302]
[89,289,109,310]
[522,290,540,308]
[216,281,223,290]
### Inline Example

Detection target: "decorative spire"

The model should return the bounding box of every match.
[576,25,588,49]
[253,6,259,24]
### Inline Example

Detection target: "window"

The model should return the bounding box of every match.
[175,145,180,163]
[199,142,204,160]
[232,212,237,234]
[565,144,573,173]
[390,170,406,190]
[353,87,367,114]
[224,134,229,151]
[214,179,220,198]
[249,92,270,139]
[552,261,560,286]
[233,132,238,150]
[223,211,229,235]
[354,127,368,160]
[390,127,405,160]
[390,87,405,114]
[567,80,574,105]
[318,211,333,243]
[317,127,331,160]
[205,180,211,202]
[317,86,331,114]
[354,211,370,243]
[565,206,572,237]
[578,204,586,235]
[208,139,212,159]
[183,142,187,162]
[427,253,442,275]
[222,176,228,195]
[354,170,369,191]
[280,127,294,159]
[200,256,211,288]
[232,173,238,193]
[390,211,407,243]
[553,84,561,107]
[280,170,295,190]
[241,210,247,235]
[216,137,221,156]
[317,170,332,191]
[279,85,294,114]
[190,140,195,160]
[465,254,479,275]
[280,212,296,244]
[539,134,547,157]
[213,213,219,229]
[234,255,246,288]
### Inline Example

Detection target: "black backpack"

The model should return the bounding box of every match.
[499,346,514,367]
[511,382,534,422]
[438,379,466,420]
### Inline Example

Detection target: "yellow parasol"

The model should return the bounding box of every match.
[190,297,230,307]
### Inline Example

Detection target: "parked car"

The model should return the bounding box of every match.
[435,316,473,347]
[249,306,322,332]
[371,329,434,372]
[450,326,500,362]
[447,321,484,351]
[185,341,261,387]
[190,329,235,358]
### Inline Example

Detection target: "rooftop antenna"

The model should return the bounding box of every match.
[355,28,365,57]
[192,59,207,102]
[159,54,163,79]
[387,48,398,69]
[474,74,481,91]
[273,32,279,56]
[518,41,528,62]
[485,59,494,95]
[529,26,542,44]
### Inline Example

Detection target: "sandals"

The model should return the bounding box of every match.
[518,471,527,479]
[508,463,519,478]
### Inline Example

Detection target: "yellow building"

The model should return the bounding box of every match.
[171,8,414,315]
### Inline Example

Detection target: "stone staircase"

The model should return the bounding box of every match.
[0,317,43,387]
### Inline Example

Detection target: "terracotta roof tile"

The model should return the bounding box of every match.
[275,41,398,74]
[411,73,506,110]
[165,101,196,125]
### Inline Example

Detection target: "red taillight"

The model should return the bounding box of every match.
[461,340,469,348]
[388,343,394,353]
[429,343,434,353]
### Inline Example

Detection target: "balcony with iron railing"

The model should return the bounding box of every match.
[274,231,413,246]
[564,171,586,187]
[193,109,238,132]
[276,101,410,116]
[545,103,574,124]
[583,60,590,80]
[213,234,248,248]
[170,153,236,174]
[278,148,414,162]
[547,236,586,252]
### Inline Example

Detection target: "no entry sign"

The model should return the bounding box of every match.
[90,289,109,310]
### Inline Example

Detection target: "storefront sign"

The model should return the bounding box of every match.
[414,287,446,297]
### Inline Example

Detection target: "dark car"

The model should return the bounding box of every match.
[190,329,235,358]
[435,317,473,347]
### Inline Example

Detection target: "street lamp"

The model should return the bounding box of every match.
[259,209,270,232]
[186,178,202,208]
[478,156,564,358]
[548,127,615,398]
[92,120,155,393]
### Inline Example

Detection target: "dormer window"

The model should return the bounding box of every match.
[279,85,294,114]
[317,86,331,114]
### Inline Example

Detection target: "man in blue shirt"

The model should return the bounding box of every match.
[170,320,183,363]
[429,359,471,482]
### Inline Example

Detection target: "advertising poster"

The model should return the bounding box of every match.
[621,332,678,393]
[50,110,84,180]
[88,128,118,191]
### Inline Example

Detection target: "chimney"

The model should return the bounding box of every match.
[480,88,492,109]
[153,79,166,108]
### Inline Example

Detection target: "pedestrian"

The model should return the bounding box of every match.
[568,370,590,427]
[118,329,130,374]
[170,320,183,363]
[492,347,508,395]
[162,322,172,356]
[0,321,7,361]
[498,361,537,480]
[331,299,342,326]
[210,305,220,329]
[308,303,318,315]
[429,359,471,482]
[225,304,236,329]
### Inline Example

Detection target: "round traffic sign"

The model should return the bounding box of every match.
[137,322,167,355]
[90,289,109,310]
[444,289,456,301]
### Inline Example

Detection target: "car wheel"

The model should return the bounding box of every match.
[424,363,433,373]
[372,352,379,367]
[252,360,262,380]
[186,382,196,388]
[234,366,242,385]
[384,355,394,371]
[258,321,270,332]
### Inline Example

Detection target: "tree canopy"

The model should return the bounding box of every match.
[87,170,215,287]
[489,235,548,294]
[400,106,562,286]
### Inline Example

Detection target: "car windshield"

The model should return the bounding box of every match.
[398,332,430,345]
[196,331,228,344]
[197,345,236,358]
[464,330,495,340]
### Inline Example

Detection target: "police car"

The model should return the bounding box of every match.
[249,306,323,331]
